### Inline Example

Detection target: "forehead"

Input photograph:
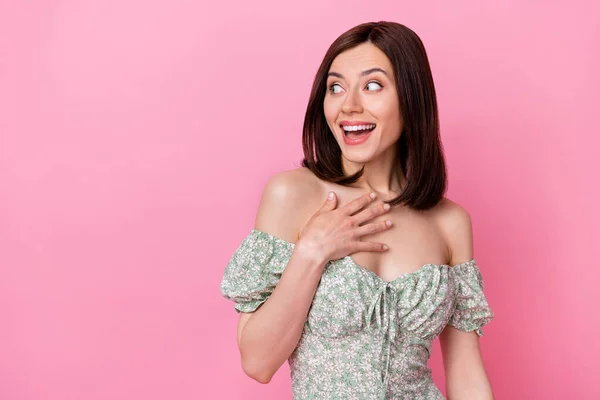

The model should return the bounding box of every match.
[328,42,393,76]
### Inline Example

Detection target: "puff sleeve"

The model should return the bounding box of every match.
[220,229,294,313]
[447,260,494,336]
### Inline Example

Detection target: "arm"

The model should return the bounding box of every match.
[440,326,493,400]
[237,171,327,384]
[439,202,494,400]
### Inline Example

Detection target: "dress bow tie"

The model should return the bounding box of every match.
[366,281,398,399]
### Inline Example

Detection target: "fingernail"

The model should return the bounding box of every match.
[386,220,392,227]
[383,203,391,210]
[370,192,376,199]
[328,192,334,199]
[383,244,389,250]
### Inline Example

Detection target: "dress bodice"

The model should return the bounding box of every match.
[220,229,494,399]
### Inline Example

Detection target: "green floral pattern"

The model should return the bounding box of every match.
[220,229,494,399]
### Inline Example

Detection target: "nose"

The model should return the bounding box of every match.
[341,88,363,114]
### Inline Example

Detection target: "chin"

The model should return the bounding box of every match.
[341,149,377,165]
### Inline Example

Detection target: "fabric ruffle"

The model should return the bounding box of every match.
[447,262,494,336]
[220,229,293,313]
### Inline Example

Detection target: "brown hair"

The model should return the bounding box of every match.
[301,21,447,210]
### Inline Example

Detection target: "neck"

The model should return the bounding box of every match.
[341,147,406,199]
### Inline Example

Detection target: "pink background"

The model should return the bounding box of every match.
[1,0,598,399]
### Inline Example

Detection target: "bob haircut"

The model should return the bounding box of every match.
[301,21,447,211]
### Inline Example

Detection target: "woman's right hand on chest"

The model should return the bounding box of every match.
[297,191,393,263]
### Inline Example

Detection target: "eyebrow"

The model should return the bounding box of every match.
[327,67,389,79]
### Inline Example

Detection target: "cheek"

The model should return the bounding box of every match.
[323,100,339,132]
[372,97,401,132]
[323,99,336,120]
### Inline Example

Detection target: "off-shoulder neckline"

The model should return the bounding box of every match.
[249,228,477,284]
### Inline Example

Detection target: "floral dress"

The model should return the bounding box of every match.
[220,229,494,400]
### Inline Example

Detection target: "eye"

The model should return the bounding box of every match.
[328,83,343,94]
[366,81,383,91]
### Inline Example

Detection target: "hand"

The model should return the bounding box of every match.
[297,191,392,263]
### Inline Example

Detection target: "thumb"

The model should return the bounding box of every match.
[322,191,337,211]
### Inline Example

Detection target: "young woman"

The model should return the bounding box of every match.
[220,21,495,400]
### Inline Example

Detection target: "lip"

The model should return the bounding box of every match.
[341,125,375,146]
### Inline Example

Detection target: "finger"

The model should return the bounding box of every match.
[355,240,389,253]
[355,220,392,237]
[319,191,337,212]
[340,192,376,216]
[352,202,391,225]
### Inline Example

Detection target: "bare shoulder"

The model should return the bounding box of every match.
[434,197,474,265]
[254,167,325,243]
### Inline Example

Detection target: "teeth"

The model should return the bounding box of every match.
[342,124,376,132]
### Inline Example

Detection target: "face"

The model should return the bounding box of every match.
[324,42,403,165]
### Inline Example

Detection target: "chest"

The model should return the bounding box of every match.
[315,189,450,282]
[352,207,449,281]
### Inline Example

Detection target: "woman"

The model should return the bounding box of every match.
[220,21,494,400]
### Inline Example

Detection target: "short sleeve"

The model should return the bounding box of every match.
[220,229,294,313]
[448,260,494,337]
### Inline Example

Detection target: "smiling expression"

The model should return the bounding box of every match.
[323,42,404,165]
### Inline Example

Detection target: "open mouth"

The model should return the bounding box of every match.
[341,123,376,140]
